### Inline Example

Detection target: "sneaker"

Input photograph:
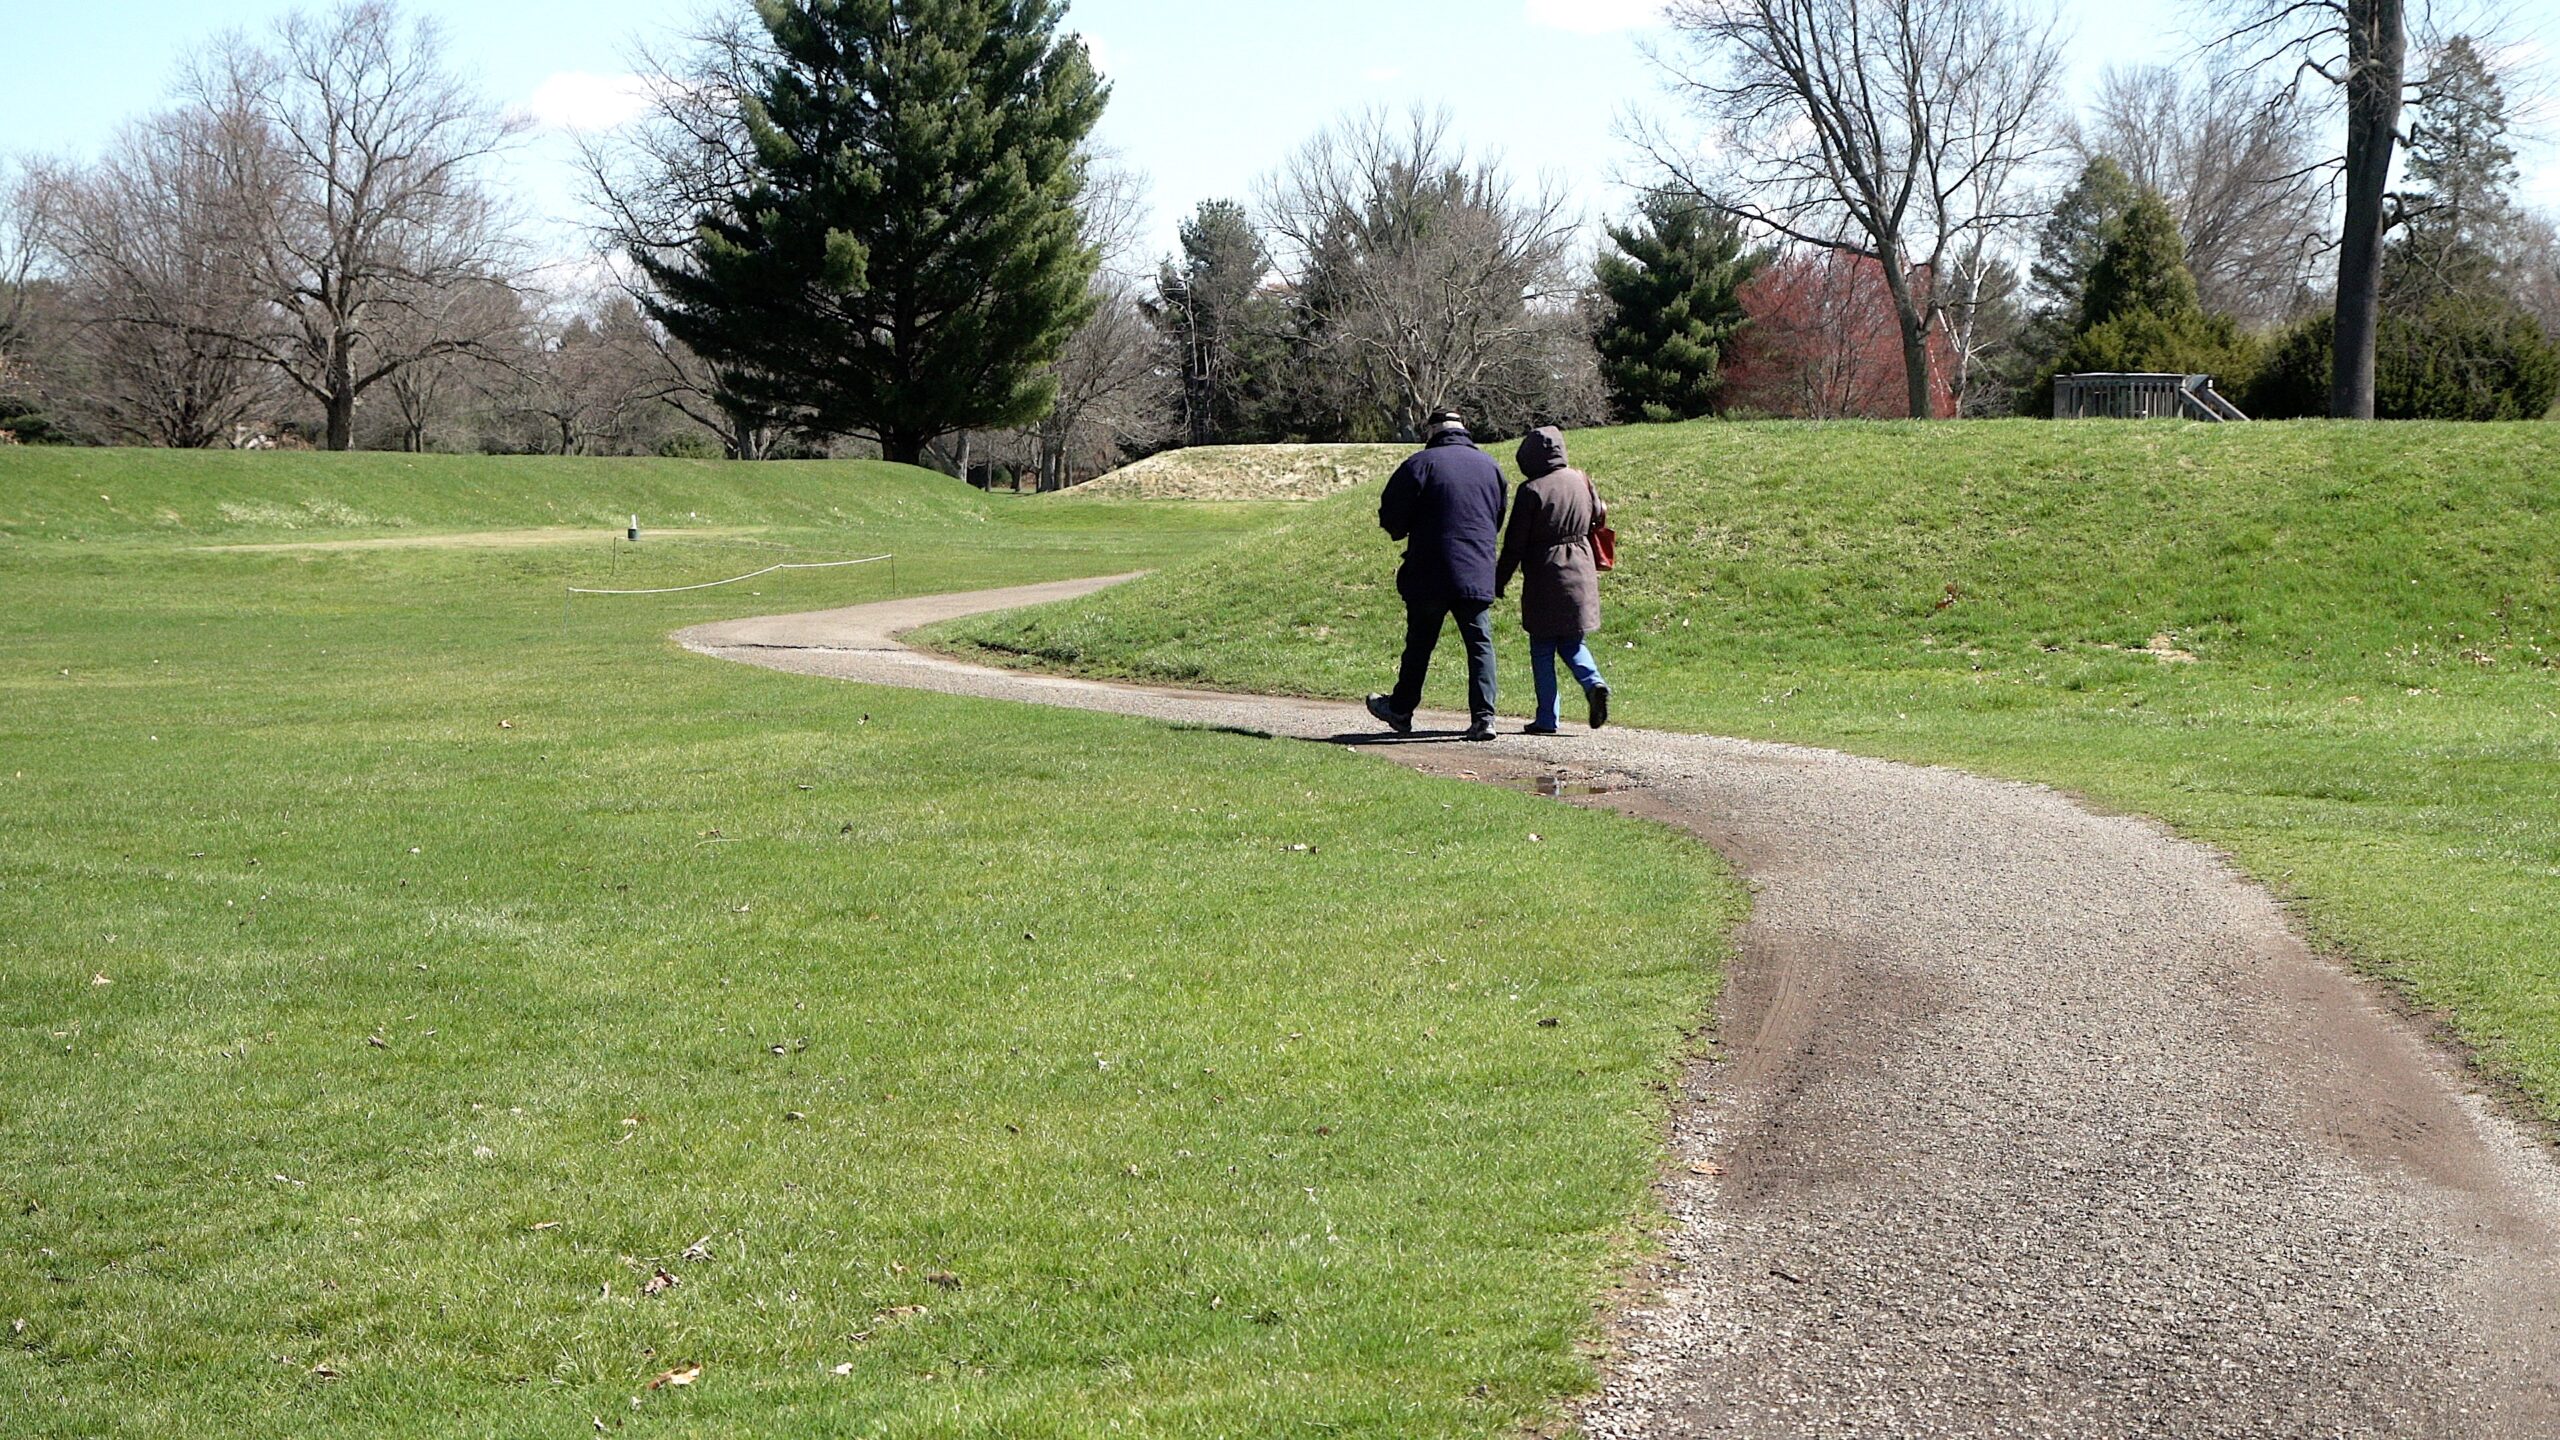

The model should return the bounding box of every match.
[1462,718,1498,742]
[1586,684,1611,731]
[1365,693,1413,735]
[1522,722,1561,736]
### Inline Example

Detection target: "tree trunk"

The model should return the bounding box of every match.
[1878,257,1937,419]
[325,387,356,450]
[883,432,928,466]
[2331,0,2405,420]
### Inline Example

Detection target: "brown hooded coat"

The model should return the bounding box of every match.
[1495,427,1605,638]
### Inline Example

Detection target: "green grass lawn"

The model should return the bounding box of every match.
[0,450,1738,1437]
[942,419,2560,1120]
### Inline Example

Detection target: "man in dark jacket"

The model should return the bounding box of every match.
[1366,410,1507,741]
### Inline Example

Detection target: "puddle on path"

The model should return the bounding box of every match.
[1500,773,1631,799]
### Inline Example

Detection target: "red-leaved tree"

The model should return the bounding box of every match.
[1722,251,1957,418]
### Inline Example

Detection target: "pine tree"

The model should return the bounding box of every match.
[1594,193,1763,424]
[2079,192,2203,328]
[1152,200,1280,446]
[2044,189,2260,402]
[2027,158,2140,328]
[641,0,1108,465]
[2012,158,2138,410]
[2388,35,2520,307]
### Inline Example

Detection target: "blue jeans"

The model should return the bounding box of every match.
[1531,635,1606,728]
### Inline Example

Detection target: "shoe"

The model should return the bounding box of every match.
[1522,722,1561,736]
[1462,718,1498,742]
[1586,684,1611,731]
[1365,694,1413,735]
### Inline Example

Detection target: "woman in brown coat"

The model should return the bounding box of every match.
[1494,427,1611,734]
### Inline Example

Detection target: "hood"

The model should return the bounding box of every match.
[1516,426,1567,479]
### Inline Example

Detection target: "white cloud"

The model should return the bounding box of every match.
[519,72,657,133]
[1524,0,1669,33]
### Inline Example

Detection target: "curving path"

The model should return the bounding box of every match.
[680,577,2560,1439]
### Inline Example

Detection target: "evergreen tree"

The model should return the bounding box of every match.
[641,0,1108,465]
[2044,188,2259,404]
[2012,158,2138,410]
[2027,158,2140,328]
[2264,34,2560,421]
[2388,35,2519,307]
[1151,200,1280,446]
[1594,193,1763,423]
[2079,192,2202,329]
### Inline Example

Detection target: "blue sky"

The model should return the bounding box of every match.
[6,0,2556,269]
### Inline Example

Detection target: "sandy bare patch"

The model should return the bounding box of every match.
[197,526,767,554]
[1071,445,1405,502]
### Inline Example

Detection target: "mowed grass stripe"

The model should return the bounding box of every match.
[0,453,1738,1437]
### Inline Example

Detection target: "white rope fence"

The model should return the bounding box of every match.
[567,554,895,597]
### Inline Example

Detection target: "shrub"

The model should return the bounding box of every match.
[656,431,722,460]
[2248,304,2560,420]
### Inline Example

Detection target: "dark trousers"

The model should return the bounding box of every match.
[1390,595,1498,721]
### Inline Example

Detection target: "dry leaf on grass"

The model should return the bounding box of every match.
[830,1362,855,1376]
[644,1363,701,1390]
[924,1270,961,1291]
[681,1237,713,1263]
[643,1268,679,1297]
[531,1220,562,1232]
[90,973,112,987]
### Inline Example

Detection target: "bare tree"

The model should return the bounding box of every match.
[1008,156,1168,489]
[499,292,666,456]
[1651,0,2066,418]
[372,276,522,451]
[1261,108,1583,436]
[1939,249,2024,415]
[43,110,279,447]
[0,159,56,406]
[1013,276,1160,488]
[2508,209,2560,341]
[2073,65,2328,325]
[194,0,525,450]
[2212,0,2415,417]
[579,16,787,459]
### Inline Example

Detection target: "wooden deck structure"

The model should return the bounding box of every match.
[2054,373,2251,422]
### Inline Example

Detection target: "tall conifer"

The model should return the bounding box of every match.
[1594,193,1762,424]
[642,0,1108,464]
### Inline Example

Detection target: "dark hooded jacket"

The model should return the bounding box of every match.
[1379,427,1508,604]
[1495,427,1605,638]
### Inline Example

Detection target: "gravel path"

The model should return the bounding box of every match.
[680,578,2560,1438]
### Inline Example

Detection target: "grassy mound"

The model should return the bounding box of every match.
[1071,444,1406,501]
[943,419,2560,1118]
[0,450,1737,1437]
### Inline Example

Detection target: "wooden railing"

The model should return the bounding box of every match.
[2054,373,2251,422]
